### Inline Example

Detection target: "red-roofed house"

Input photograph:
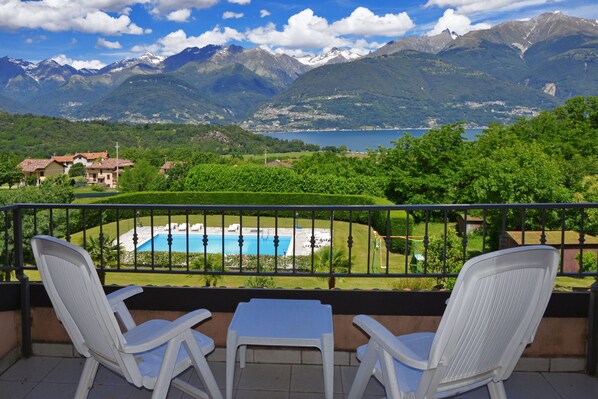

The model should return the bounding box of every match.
[18,158,65,185]
[74,152,108,167]
[86,158,134,188]
[51,155,75,174]
[52,152,108,174]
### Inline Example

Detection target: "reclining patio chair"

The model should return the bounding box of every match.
[31,235,223,399]
[348,245,559,399]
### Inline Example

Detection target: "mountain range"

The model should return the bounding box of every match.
[0,11,596,130]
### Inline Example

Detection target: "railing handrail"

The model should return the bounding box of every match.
[2,202,596,211]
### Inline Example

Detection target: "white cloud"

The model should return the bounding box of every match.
[137,6,413,59]
[0,0,148,35]
[51,54,106,70]
[158,27,244,55]
[97,37,122,49]
[150,0,218,14]
[24,35,47,44]
[424,0,554,15]
[167,8,192,22]
[223,11,243,19]
[351,38,384,55]
[131,43,161,53]
[332,7,414,37]
[246,9,350,50]
[259,9,270,18]
[228,0,250,4]
[428,9,491,35]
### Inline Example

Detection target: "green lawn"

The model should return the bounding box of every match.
[24,215,594,292]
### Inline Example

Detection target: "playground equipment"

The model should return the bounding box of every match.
[372,234,425,273]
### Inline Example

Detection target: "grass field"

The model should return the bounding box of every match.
[23,215,595,292]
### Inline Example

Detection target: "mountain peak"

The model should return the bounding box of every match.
[295,48,362,67]
[456,11,598,54]
[163,45,225,71]
[371,29,457,57]
[138,52,164,65]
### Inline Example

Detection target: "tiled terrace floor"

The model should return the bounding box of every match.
[1,356,598,399]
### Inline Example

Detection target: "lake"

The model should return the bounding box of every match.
[264,128,484,152]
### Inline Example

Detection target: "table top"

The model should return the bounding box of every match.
[228,298,333,341]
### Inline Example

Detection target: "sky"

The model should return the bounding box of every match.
[1,0,597,69]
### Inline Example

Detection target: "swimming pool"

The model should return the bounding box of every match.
[137,233,292,256]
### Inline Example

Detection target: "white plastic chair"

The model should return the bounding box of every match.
[31,235,223,399]
[348,245,559,399]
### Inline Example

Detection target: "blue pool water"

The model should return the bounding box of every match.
[137,233,292,256]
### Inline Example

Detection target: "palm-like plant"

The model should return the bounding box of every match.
[315,246,350,289]
[86,234,123,285]
[191,254,223,287]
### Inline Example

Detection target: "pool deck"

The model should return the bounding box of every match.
[119,226,331,256]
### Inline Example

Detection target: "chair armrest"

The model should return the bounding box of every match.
[353,315,430,370]
[123,309,212,354]
[107,285,143,304]
[107,286,143,331]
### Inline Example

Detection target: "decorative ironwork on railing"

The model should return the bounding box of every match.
[1,202,597,281]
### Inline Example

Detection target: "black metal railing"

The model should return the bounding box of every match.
[1,202,597,280]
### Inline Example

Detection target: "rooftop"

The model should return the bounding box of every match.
[87,158,134,170]
[17,158,62,172]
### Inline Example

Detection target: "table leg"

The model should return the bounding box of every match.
[321,333,334,399]
[239,345,247,368]
[226,330,238,399]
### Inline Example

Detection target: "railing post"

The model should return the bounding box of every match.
[588,279,598,375]
[14,206,32,358]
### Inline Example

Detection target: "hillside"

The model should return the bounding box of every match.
[244,52,558,131]
[76,74,232,124]
[0,112,319,158]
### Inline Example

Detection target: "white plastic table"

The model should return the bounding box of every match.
[226,298,334,399]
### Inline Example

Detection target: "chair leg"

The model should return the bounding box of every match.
[74,357,99,399]
[488,381,507,399]
[152,338,181,399]
[184,331,223,399]
[347,341,378,399]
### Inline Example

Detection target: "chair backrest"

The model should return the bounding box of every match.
[31,235,141,383]
[423,245,559,395]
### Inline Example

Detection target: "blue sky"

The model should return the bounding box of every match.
[1,0,596,69]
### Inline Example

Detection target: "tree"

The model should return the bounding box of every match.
[68,162,86,177]
[425,227,464,290]
[118,160,163,192]
[38,175,75,204]
[573,175,598,236]
[377,123,471,204]
[0,176,75,281]
[576,251,597,274]
[458,142,570,204]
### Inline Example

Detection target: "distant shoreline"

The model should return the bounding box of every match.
[254,126,487,134]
